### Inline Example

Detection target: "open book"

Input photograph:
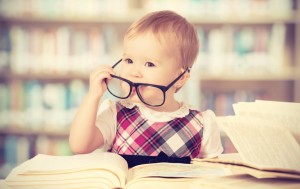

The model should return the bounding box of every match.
[193,100,300,180]
[5,152,231,189]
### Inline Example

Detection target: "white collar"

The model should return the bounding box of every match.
[119,100,198,122]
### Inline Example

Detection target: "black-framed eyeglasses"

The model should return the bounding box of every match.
[105,59,190,107]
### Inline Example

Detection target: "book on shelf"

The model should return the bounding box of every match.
[0,0,293,19]
[1,17,289,77]
[8,26,116,75]
[196,23,287,76]
[5,152,232,189]
[193,100,300,180]
[0,79,88,132]
[0,27,10,71]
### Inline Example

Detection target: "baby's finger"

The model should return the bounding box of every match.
[91,72,112,85]
[90,66,114,79]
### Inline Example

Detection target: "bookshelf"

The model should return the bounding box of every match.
[0,0,299,178]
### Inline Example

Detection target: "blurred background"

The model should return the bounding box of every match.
[0,0,299,179]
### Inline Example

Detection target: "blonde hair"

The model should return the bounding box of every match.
[124,10,199,69]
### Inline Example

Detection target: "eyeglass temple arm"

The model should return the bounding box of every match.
[112,59,122,68]
[165,67,191,89]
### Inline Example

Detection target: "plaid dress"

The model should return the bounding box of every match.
[111,102,204,158]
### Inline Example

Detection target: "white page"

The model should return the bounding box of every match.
[233,101,300,144]
[217,116,300,171]
[255,100,300,112]
[6,169,119,185]
[6,152,128,187]
[190,174,300,189]
[9,152,127,172]
[127,163,231,182]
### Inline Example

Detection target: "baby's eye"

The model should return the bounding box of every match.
[124,58,133,64]
[145,62,156,67]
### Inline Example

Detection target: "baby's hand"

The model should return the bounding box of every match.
[88,65,114,99]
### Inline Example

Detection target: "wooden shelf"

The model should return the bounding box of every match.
[0,12,298,25]
[189,14,298,25]
[2,73,89,81]
[0,127,69,138]
[1,69,296,81]
[0,15,139,25]
[199,71,298,81]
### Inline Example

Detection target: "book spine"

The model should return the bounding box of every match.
[196,24,288,76]
[8,26,119,75]
[0,27,11,71]
[0,79,90,134]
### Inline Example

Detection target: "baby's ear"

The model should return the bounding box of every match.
[175,69,190,88]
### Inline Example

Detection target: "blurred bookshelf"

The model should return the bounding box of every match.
[0,0,299,178]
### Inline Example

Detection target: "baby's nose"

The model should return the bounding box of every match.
[129,65,142,78]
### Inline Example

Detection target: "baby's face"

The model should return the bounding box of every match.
[118,32,182,104]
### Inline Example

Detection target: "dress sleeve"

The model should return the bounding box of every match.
[95,99,117,151]
[198,109,224,158]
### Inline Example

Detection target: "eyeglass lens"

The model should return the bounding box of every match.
[106,77,131,99]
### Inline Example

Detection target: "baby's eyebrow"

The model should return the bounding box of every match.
[122,53,130,58]
[145,58,161,64]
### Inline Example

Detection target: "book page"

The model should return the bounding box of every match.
[6,152,128,188]
[232,102,249,116]
[254,100,300,112]
[6,169,119,185]
[190,174,300,189]
[219,163,300,179]
[218,153,242,161]
[192,160,300,179]
[254,100,300,143]
[126,163,232,183]
[127,172,300,189]
[217,116,300,172]
[6,180,114,189]
[233,101,300,144]
[126,177,201,189]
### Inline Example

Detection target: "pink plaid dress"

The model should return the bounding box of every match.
[111,102,204,158]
